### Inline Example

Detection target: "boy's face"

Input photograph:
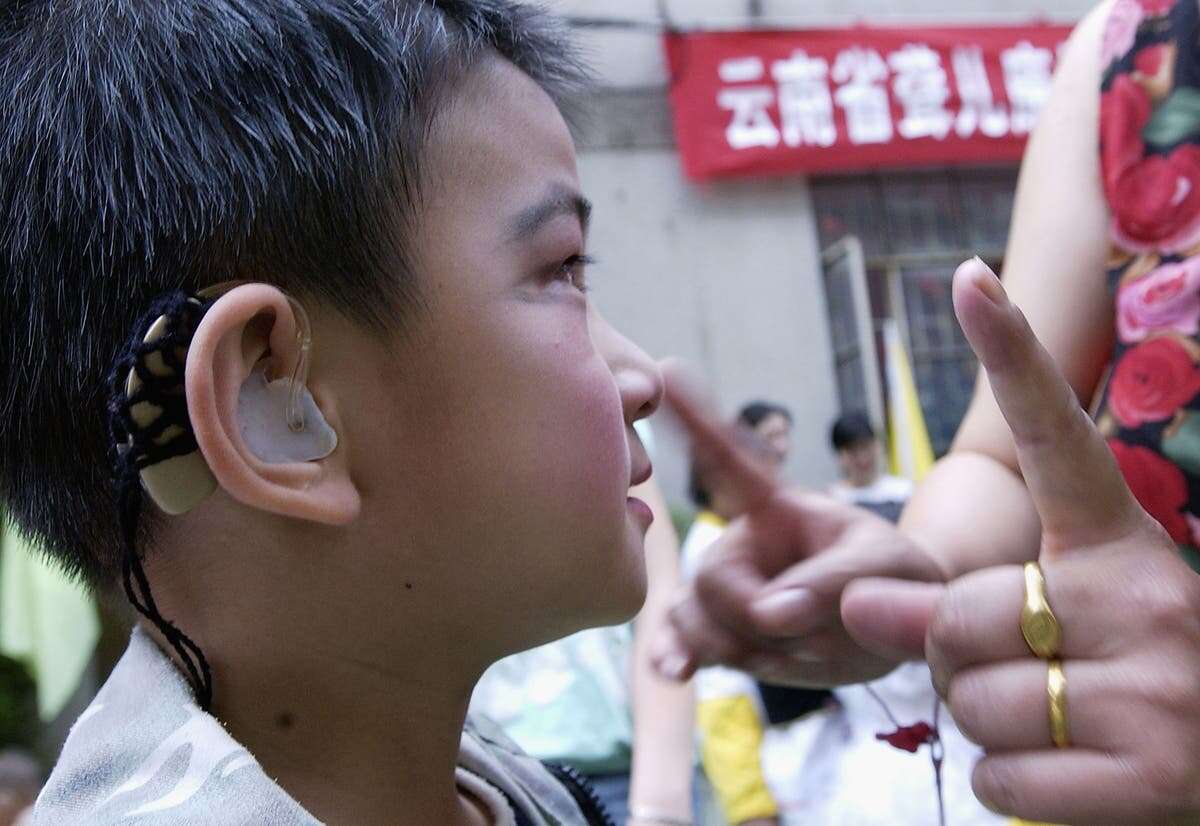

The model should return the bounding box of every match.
[338,58,662,656]
[838,438,881,487]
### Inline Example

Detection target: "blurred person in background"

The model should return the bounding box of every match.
[825,413,913,524]
[736,403,793,473]
[682,418,781,826]
[739,402,838,798]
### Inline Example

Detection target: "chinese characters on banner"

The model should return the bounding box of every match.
[664,25,1070,180]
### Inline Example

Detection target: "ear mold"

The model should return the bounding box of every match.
[238,365,338,463]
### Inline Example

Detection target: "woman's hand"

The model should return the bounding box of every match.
[840,259,1200,824]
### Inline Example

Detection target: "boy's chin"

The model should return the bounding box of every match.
[512,571,646,656]
[584,537,648,626]
[504,530,648,654]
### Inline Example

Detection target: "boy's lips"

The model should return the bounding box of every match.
[626,496,654,529]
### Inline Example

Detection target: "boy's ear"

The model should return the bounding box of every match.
[185,284,360,525]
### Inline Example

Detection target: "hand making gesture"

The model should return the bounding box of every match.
[658,259,1200,824]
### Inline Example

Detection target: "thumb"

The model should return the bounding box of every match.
[841,578,944,660]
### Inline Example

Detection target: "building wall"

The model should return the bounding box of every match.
[550,0,1095,503]
[581,149,834,498]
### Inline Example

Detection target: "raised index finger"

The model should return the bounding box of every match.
[952,258,1143,552]
[661,361,779,517]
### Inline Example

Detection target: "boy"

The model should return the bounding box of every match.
[1,2,665,824]
[826,413,914,524]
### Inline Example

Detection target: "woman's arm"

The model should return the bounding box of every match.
[627,477,696,824]
[901,0,1118,579]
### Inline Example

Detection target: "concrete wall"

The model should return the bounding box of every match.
[550,0,1096,505]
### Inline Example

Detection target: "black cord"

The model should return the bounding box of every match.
[108,291,215,710]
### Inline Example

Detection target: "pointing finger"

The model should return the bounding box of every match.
[661,361,779,517]
[952,258,1143,555]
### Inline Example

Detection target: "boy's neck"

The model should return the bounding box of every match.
[200,625,491,826]
[140,519,503,826]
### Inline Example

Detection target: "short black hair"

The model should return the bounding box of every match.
[830,412,877,452]
[0,0,587,584]
[737,400,793,429]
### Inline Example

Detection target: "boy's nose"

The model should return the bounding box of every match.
[590,311,663,425]
[618,348,664,426]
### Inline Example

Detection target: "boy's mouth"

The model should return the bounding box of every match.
[626,496,654,530]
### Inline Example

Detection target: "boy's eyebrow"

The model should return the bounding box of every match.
[507,186,592,243]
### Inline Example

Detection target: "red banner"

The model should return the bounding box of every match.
[664,24,1072,180]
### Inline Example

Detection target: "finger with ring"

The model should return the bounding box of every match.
[1048,658,1070,748]
[926,565,1085,697]
[1021,561,1062,659]
[946,658,1102,750]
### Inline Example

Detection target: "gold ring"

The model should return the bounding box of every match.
[1048,659,1070,748]
[1020,561,1062,659]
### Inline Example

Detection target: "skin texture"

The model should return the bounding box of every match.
[143,56,664,826]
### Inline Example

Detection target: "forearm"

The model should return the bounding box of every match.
[628,479,695,817]
[896,0,1116,582]
[628,634,695,815]
[899,449,1042,580]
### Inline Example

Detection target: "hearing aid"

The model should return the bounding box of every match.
[121,283,338,514]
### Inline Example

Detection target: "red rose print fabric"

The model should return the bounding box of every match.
[1108,439,1191,542]
[1099,0,1200,565]
[1107,336,1200,427]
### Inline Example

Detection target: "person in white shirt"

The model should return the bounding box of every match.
[825,413,913,523]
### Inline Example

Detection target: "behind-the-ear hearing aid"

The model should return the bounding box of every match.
[118,281,338,515]
[108,281,338,712]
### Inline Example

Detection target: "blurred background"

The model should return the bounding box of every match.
[547,0,1092,506]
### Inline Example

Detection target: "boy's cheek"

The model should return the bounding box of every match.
[506,319,630,492]
[529,372,629,508]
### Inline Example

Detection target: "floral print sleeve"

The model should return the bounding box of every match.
[1098,0,1200,568]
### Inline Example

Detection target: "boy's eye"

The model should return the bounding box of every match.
[557,254,595,293]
